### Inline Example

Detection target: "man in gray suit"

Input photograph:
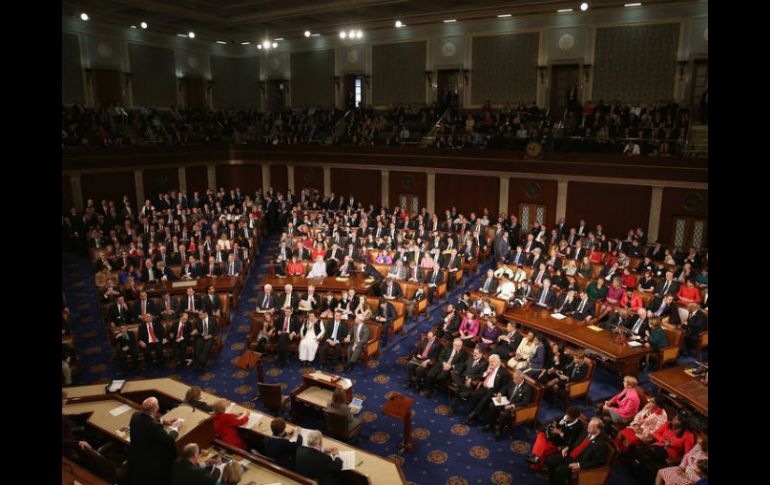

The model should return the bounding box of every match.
[494,231,511,263]
[344,316,370,371]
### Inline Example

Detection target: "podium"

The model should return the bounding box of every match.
[381,392,415,452]
[235,350,264,383]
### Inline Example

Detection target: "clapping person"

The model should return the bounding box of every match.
[614,396,668,453]
[527,406,585,471]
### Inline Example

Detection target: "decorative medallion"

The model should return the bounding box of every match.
[97,42,113,58]
[388,454,405,466]
[367,359,380,368]
[684,193,705,212]
[412,428,431,440]
[427,450,448,464]
[370,431,390,444]
[451,424,470,436]
[401,175,415,191]
[362,411,378,422]
[234,385,252,395]
[199,372,215,381]
[525,182,542,198]
[267,368,283,377]
[232,370,249,379]
[446,477,468,485]
[396,355,410,365]
[511,440,531,454]
[441,41,457,57]
[374,374,391,384]
[490,471,513,485]
[347,49,360,64]
[187,55,199,68]
[558,33,575,51]
[231,342,246,351]
[469,446,489,459]
[434,404,452,416]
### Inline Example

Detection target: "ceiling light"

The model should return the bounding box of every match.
[340,31,347,39]
[274,37,284,41]
[356,30,363,39]
[443,19,457,23]
[80,13,89,21]
[131,25,137,29]
[177,34,188,37]
[311,33,320,37]
[257,44,262,49]
[140,21,148,29]
[262,40,271,49]
[304,31,311,37]
[557,9,573,13]
[624,2,642,6]
[216,41,227,44]
[497,14,512,18]
[348,30,355,38]
[395,20,403,28]
[241,41,251,45]
[271,42,278,48]
[188,31,196,38]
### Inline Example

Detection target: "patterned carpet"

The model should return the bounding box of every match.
[62,236,695,485]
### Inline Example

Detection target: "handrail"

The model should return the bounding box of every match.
[419,107,451,148]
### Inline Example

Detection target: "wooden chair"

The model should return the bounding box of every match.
[657,326,684,369]
[399,281,428,321]
[570,433,620,485]
[258,382,290,416]
[324,410,364,443]
[509,374,544,429]
[695,330,708,361]
[560,358,596,407]
[78,446,122,484]
[366,297,405,337]
[361,322,382,363]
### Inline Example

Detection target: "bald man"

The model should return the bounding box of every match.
[128,397,181,485]
[172,443,217,485]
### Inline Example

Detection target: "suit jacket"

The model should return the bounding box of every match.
[626,316,650,338]
[406,266,424,283]
[570,297,595,320]
[202,293,222,315]
[375,302,397,323]
[461,355,489,380]
[436,343,466,369]
[494,237,511,260]
[439,313,462,334]
[277,292,300,311]
[530,268,552,286]
[222,260,242,277]
[381,281,403,299]
[414,338,441,362]
[109,303,133,325]
[479,366,511,392]
[569,431,610,470]
[128,412,179,485]
[133,299,158,318]
[439,254,462,271]
[533,287,557,309]
[362,263,384,284]
[647,296,680,324]
[500,380,533,407]
[554,294,578,314]
[656,279,680,297]
[295,446,343,485]
[683,310,707,334]
[203,263,222,277]
[276,315,301,335]
[171,459,216,485]
[325,319,348,341]
[508,251,526,266]
[425,269,445,286]
[141,267,160,283]
[478,276,499,293]
[177,294,203,314]
[263,434,303,470]
[256,291,278,311]
[194,317,218,338]
[349,321,370,345]
[137,321,166,344]
[562,359,589,382]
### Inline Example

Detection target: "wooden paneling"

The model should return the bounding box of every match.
[62,176,74,212]
[81,172,136,207]
[659,188,708,247]
[185,166,209,194]
[435,174,499,217]
[508,179,558,225]
[389,171,426,211]
[216,164,262,193]
[270,165,288,193]
[294,165,324,193]
[330,168,381,208]
[566,182,651,239]
[143,168,179,199]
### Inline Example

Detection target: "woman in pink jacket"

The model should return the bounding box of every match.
[615,396,668,452]
[596,375,641,425]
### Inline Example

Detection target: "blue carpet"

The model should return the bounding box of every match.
[63,238,697,485]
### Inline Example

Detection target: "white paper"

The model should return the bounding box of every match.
[339,377,353,389]
[240,414,262,430]
[237,458,250,468]
[492,396,510,406]
[226,402,236,413]
[108,379,126,392]
[109,404,132,416]
[550,313,567,320]
[310,372,333,382]
[626,341,643,347]
[338,450,357,470]
[289,427,314,443]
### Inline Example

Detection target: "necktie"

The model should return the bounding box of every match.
[570,436,592,459]
[421,339,433,358]
[632,318,644,334]
[483,278,490,291]
[229,262,234,275]
[332,321,339,340]
[513,383,521,398]
[142,300,146,315]
[536,271,543,285]
[388,285,392,297]
[656,301,666,316]
[177,322,184,339]
[147,323,157,343]
[354,324,360,343]
[447,349,456,364]
[284,317,290,333]
[663,281,670,294]
[263,295,269,308]
[484,368,496,388]
[577,299,586,314]
[203,319,208,336]
[433,272,438,283]
[539,289,547,304]
[188,296,194,311]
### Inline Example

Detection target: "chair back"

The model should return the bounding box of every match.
[258,382,284,414]
[79,447,119,483]
[325,410,350,440]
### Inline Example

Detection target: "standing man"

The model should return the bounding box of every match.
[128,397,181,485]
[344,316,370,372]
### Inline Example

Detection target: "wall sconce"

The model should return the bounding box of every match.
[425,70,434,86]
[537,65,547,84]
[461,69,470,86]
[582,64,592,83]
[677,60,689,82]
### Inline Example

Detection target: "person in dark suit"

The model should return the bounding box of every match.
[423,337,466,396]
[381,276,403,300]
[171,443,217,485]
[465,354,511,425]
[478,269,499,294]
[344,316,371,371]
[681,303,707,355]
[656,271,680,297]
[533,279,557,310]
[543,352,590,396]
[425,263,445,304]
[485,369,533,440]
[108,296,133,332]
[141,259,160,284]
[182,386,213,412]
[435,304,462,338]
[407,331,441,388]
[128,397,181,485]
[546,417,609,485]
[255,284,278,313]
[201,286,222,320]
[168,313,193,366]
[178,287,203,315]
[275,307,300,367]
[554,289,578,314]
[263,417,303,471]
[277,284,300,311]
[490,321,524,361]
[156,261,176,282]
[319,310,348,369]
[133,291,158,321]
[566,291,595,322]
[223,254,242,277]
[527,406,586,471]
[374,297,397,344]
[451,346,488,403]
[647,294,680,325]
[295,430,343,485]
[137,313,167,368]
[192,311,218,369]
[203,256,222,278]
[440,249,462,289]
[114,323,139,372]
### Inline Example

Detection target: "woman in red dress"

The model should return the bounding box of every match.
[211,400,250,449]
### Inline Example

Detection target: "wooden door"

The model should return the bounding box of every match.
[549,64,580,119]
[436,69,462,108]
[92,68,123,107]
[518,203,546,233]
[398,194,419,214]
[184,76,206,108]
[671,217,707,250]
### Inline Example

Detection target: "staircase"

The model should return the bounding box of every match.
[324,109,352,145]
[419,107,450,148]
[686,123,708,157]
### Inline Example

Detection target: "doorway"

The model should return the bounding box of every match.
[343,74,365,109]
[518,203,546,234]
[436,69,462,109]
[184,76,206,109]
[399,194,420,214]
[549,64,580,120]
[690,59,708,124]
[266,80,287,111]
[92,68,123,107]
[671,217,707,250]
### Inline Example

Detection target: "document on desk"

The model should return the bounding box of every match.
[339,450,357,470]
[289,427,315,443]
[240,414,262,430]
[109,404,132,416]
[108,379,126,393]
[492,396,510,406]
[587,325,603,332]
[226,402,236,413]
[339,377,353,389]
[626,341,643,347]
[310,371,333,382]
[550,313,567,320]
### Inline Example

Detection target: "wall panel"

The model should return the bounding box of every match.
[294,165,325,193]
[128,44,177,107]
[388,171,427,211]
[62,33,85,103]
[565,182,651,239]
[508,178,558,225]
[62,176,74,212]
[270,165,288,193]
[435,174,499,217]
[660,187,708,247]
[211,56,261,109]
[185,166,209,194]
[372,42,426,105]
[330,168,381,208]
[81,172,136,208]
[471,33,538,105]
[216,164,262,194]
[290,50,335,108]
[143,168,179,199]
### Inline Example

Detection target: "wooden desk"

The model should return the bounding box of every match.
[143,277,242,309]
[63,399,136,445]
[260,275,374,294]
[290,370,353,420]
[502,306,649,377]
[381,393,415,452]
[65,378,405,485]
[648,365,708,417]
[201,445,306,485]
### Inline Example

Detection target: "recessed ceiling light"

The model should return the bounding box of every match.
[443,19,457,23]
[188,31,196,38]
[80,13,89,21]
[216,41,227,44]
[395,20,403,28]
[304,31,311,37]
[497,14,512,18]
[557,9,574,13]
[140,21,148,29]
[624,2,642,6]
[177,34,188,37]
[131,25,137,29]
[340,31,347,39]
[241,41,251,45]
[348,30,355,38]
[274,38,284,41]
[580,2,589,11]
[257,44,262,49]
[356,30,363,39]
[311,33,320,37]
[262,40,271,49]
[271,42,278,48]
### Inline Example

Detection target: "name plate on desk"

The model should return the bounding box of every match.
[172,280,198,288]
[586,325,603,332]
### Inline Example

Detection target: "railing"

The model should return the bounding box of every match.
[419,107,451,148]
[324,109,353,144]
